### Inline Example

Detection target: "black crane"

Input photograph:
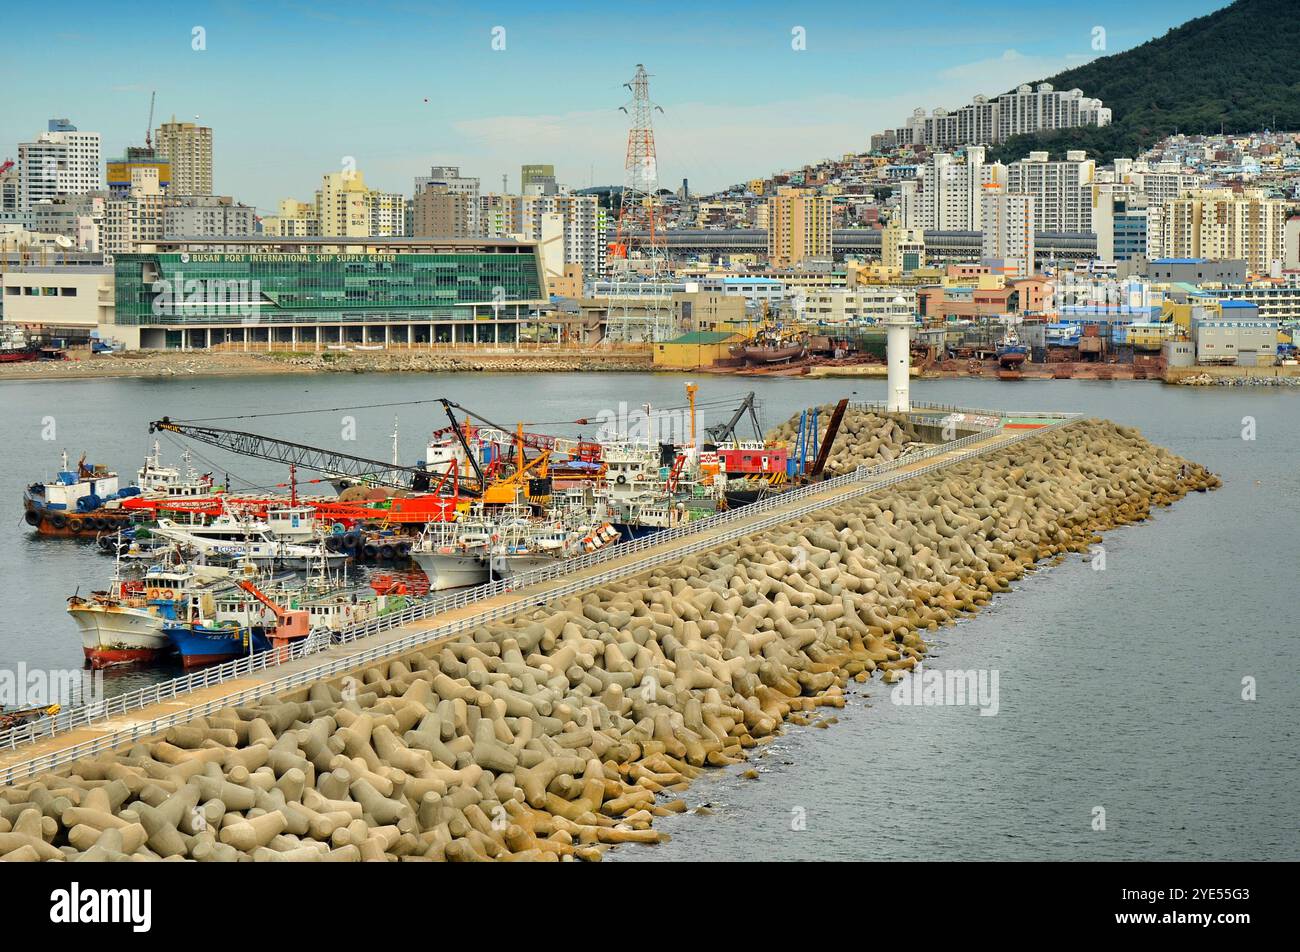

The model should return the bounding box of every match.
[704,392,763,445]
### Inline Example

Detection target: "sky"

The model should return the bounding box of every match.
[1,0,1231,214]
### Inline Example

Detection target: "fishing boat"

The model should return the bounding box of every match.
[733,327,807,365]
[485,509,618,580]
[730,305,808,365]
[66,556,233,667]
[997,332,1029,369]
[261,549,409,636]
[409,507,496,591]
[165,572,314,666]
[164,615,274,668]
[23,452,137,537]
[150,514,345,568]
[136,443,216,499]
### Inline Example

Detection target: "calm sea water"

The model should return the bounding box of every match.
[1,372,1296,860]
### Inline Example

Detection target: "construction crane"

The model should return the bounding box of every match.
[437,400,557,506]
[143,91,156,150]
[149,416,464,495]
[704,392,763,446]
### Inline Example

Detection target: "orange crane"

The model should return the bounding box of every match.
[236,579,310,646]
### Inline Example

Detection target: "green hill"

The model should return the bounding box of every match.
[988,0,1300,163]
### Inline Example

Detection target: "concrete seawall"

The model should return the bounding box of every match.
[0,418,1218,862]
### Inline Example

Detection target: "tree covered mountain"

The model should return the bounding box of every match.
[988,0,1300,163]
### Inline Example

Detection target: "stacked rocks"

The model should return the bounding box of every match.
[767,406,925,475]
[0,420,1218,861]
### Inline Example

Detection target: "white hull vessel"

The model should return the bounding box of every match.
[411,548,490,591]
[66,603,169,667]
[487,553,556,579]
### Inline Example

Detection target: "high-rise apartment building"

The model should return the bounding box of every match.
[1157,188,1287,274]
[27,193,107,251]
[414,166,480,235]
[0,163,19,221]
[521,164,558,196]
[261,199,319,237]
[163,195,255,238]
[1124,159,1207,206]
[478,192,606,276]
[1093,194,1150,264]
[106,146,170,198]
[893,84,1110,149]
[881,220,926,274]
[1006,150,1096,234]
[900,147,1005,231]
[103,167,164,256]
[317,171,372,237]
[412,186,474,238]
[17,119,102,212]
[767,187,833,268]
[980,183,1035,277]
[155,117,214,196]
[368,190,407,238]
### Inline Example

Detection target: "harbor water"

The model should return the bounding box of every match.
[1,372,1296,860]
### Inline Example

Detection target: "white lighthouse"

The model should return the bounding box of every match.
[883,295,915,413]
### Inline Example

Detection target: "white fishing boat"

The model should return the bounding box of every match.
[137,443,216,498]
[151,514,345,568]
[485,509,618,580]
[409,506,496,590]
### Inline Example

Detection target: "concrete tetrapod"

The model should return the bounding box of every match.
[0,420,1218,861]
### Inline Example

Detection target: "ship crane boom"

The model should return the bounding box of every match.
[148,416,469,494]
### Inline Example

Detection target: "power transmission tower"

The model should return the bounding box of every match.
[605,64,675,343]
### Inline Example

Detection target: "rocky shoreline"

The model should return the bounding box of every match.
[0,419,1218,862]
[0,349,652,382]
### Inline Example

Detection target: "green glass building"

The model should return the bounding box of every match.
[111,237,547,350]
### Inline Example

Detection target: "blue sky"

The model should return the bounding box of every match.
[1,0,1229,212]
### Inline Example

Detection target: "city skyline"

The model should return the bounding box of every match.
[1,0,1228,211]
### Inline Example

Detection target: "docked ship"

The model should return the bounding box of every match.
[732,325,807,365]
[997,333,1029,369]
[409,507,497,591]
[24,452,137,537]
[0,326,40,363]
[66,559,234,667]
[485,512,618,580]
[162,575,308,667]
[136,443,216,499]
[150,512,345,568]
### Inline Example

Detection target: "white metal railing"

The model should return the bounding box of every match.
[0,408,1079,781]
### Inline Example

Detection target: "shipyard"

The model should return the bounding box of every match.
[0,0,1292,920]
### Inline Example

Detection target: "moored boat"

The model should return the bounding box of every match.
[24,452,136,538]
[66,558,232,668]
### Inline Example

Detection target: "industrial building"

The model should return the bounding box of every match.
[1189,300,1278,366]
[107,236,546,350]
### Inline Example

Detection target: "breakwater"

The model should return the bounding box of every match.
[0,418,1218,861]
